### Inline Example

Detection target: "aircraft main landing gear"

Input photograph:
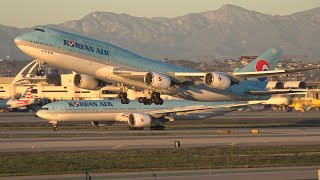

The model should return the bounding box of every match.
[119,92,130,104]
[150,125,166,130]
[139,92,163,105]
[129,127,145,130]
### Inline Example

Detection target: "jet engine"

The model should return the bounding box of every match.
[284,81,307,89]
[128,113,152,128]
[74,73,100,90]
[266,81,284,89]
[144,72,171,89]
[204,72,231,90]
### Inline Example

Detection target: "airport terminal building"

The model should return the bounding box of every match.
[0,61,119,100]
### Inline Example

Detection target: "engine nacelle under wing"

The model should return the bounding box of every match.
[204,72,231,90]
[144,72,171,89]
[284,81,307,89]
[74,73,100,90]
[266,81,284,89]
[128,113,152,128]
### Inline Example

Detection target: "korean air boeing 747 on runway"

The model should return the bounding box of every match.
[37,99,261,131]
[15,28,314,105]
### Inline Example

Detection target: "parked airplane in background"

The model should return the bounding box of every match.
[15,28,314,105]
[0,87,33,109]
[37,99,261,131]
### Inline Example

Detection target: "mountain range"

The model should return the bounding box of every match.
[1,4,320,61]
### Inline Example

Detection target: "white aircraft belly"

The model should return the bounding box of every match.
[176,89,236,101]
[173,111,231,120]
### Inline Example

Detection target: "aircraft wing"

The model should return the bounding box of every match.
[113,68,238,84]
[247,89,306,95]
[232,67,317,79]
[112,67,316,85]
[148,101,263,115]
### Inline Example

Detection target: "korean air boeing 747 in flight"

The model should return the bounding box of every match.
[37,99,261,131]
[0,87,33,110]
[15,28,313,105]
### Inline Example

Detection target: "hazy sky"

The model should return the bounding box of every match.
[1,0,319,28]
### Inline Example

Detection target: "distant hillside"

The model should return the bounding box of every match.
[1,4,320,60]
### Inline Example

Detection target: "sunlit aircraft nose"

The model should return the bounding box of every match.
[36,110,41,117]
[14,36,22,45]
[36,110,46,119]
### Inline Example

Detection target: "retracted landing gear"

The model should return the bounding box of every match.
[119,92,130,104]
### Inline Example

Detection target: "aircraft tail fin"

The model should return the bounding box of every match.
[237,48,282,73]
[236,48,282,88]
[17,87,33,105]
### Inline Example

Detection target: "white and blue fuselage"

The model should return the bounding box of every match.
[15,27,272,102]
[36,100,247,124]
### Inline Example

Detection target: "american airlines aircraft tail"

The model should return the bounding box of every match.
[15,87,33,107]
[0,87,34,109]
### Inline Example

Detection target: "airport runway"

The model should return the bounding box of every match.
[1,111,320,179]
[1,127,320,152]
[0,111,320,152]
[1,110,320,124]
[1,166,318,180]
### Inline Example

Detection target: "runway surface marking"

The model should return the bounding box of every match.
[0,166,318,180]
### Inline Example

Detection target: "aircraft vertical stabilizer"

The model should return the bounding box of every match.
[235,48,282,88]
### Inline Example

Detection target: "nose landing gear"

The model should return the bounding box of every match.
[35,61,46,76]
[49,121,58,131]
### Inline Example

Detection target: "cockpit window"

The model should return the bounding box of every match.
[34,28,45,32]
[41,107,49,110]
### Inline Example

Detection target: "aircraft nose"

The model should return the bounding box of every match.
[14,35,23,45]
[36,110,42,117]
[36,110,46,119]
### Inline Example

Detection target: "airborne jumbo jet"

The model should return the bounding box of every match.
[0,87,33,110]
[37,99,261,131]
[15,28,312,105]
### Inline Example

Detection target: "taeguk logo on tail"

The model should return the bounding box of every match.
[255,60,270,82]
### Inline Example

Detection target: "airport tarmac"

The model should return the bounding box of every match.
[1,127,320,152]
[0,110,320,152]
[1,111,320,179]
[1,166,318,180]
[1,110,320,123]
